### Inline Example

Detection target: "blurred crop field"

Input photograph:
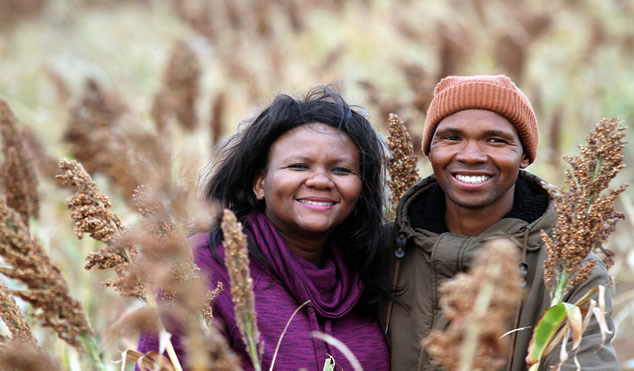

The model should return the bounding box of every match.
[0,0,633,369]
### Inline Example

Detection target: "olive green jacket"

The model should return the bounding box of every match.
[378,171,618,370]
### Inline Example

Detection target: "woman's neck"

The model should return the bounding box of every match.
[278,231,329,265]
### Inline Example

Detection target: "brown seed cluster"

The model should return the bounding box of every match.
[0,340,61,371]
[422,239,523,370]
[0,0,46,33]
[210,92,227,147]
[542,118,627,298]
[0,98,39,225]
[198,322,242,371]
[221,209,262,362]
[63,78,142,198]
[0,280,37,345]
[152,39,201,132]
[131,185,233,369]
[56,158,125,242]
[386,113,420,214]
[56,158,146,298]
[0,198,94,349]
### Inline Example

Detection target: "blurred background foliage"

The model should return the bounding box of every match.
[0,0,633,369]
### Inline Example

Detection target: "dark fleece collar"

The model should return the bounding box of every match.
[408,175,549,234]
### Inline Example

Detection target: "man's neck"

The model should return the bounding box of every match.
[444,190,515,236]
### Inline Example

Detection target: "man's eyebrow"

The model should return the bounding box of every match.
[483,129,515,140]
[435,127,463,135]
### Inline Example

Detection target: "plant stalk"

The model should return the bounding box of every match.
[551,269,568,307]
[244,315,262,371]
[81,335,107,371]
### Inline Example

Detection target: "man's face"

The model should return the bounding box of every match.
[429,109,530,212]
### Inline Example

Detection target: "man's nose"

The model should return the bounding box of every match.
[455,141,487,163]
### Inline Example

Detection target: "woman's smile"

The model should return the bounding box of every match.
[297,198,336,209]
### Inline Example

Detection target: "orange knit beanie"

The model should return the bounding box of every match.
[422,75,539,163]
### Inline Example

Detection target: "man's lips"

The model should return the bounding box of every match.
[453,173,492,185]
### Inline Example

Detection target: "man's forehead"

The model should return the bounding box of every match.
[435,109,516,132]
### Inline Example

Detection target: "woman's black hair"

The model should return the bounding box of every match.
[202,85,390,306]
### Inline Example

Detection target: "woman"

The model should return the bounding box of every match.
[138,86,390,370]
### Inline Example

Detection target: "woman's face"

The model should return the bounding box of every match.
[253,123,362,242]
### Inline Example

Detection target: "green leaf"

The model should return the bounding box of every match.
[322,355,336,371]
[527,302,578,365]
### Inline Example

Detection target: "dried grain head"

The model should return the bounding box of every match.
[386,113,419,214]
[57,159,147,298]
[435,22,471,80]
[0,0,46,32]
[170,0,216,40]
[56,158,125,242]
[63,79,142,198]
[131,182,222,324]
[108,306,161,341]
[152,39,201,132]
[0,280,37,345]
[221,209,262,361]
[210,92,227,147]
[0,98,39,224]
[0,198,94,349]
[423,239,523,370]
[542,118,627,298]
[0,340,60,371]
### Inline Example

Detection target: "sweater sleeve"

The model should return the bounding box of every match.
[541,257,618,370]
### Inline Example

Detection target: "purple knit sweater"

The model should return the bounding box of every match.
[137,213,390,370]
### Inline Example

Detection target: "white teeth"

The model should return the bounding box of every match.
[299,200,334,206]
[455,174,490,184]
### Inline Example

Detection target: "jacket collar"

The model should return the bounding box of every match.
[395,170,556,253]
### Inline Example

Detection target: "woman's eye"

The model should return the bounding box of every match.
[288,163,308,170]
[332,167,352,175]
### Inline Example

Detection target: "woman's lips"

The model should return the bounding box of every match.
[297,199,335,210]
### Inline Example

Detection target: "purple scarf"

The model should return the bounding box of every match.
[247,212,363,318]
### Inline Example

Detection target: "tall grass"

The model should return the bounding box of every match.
[0,0,632,369]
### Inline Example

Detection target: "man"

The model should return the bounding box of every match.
[378,75,618,370]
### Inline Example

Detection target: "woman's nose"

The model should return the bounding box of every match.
[305,169,334,188]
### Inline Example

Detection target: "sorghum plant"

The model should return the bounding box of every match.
[386,113,419,215]
[0,98,39,225]
[527,117,627,370]
[542,117,627,306]
[221,209,263,370]
[423,239,522,371]
[0,198,95,352]
[0,280,37,345]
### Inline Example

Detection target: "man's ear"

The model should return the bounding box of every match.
[253,171,266,200]
[519,153,530,169]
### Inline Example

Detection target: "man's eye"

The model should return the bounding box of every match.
[443,135,460,141]
[487,138,505,143]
